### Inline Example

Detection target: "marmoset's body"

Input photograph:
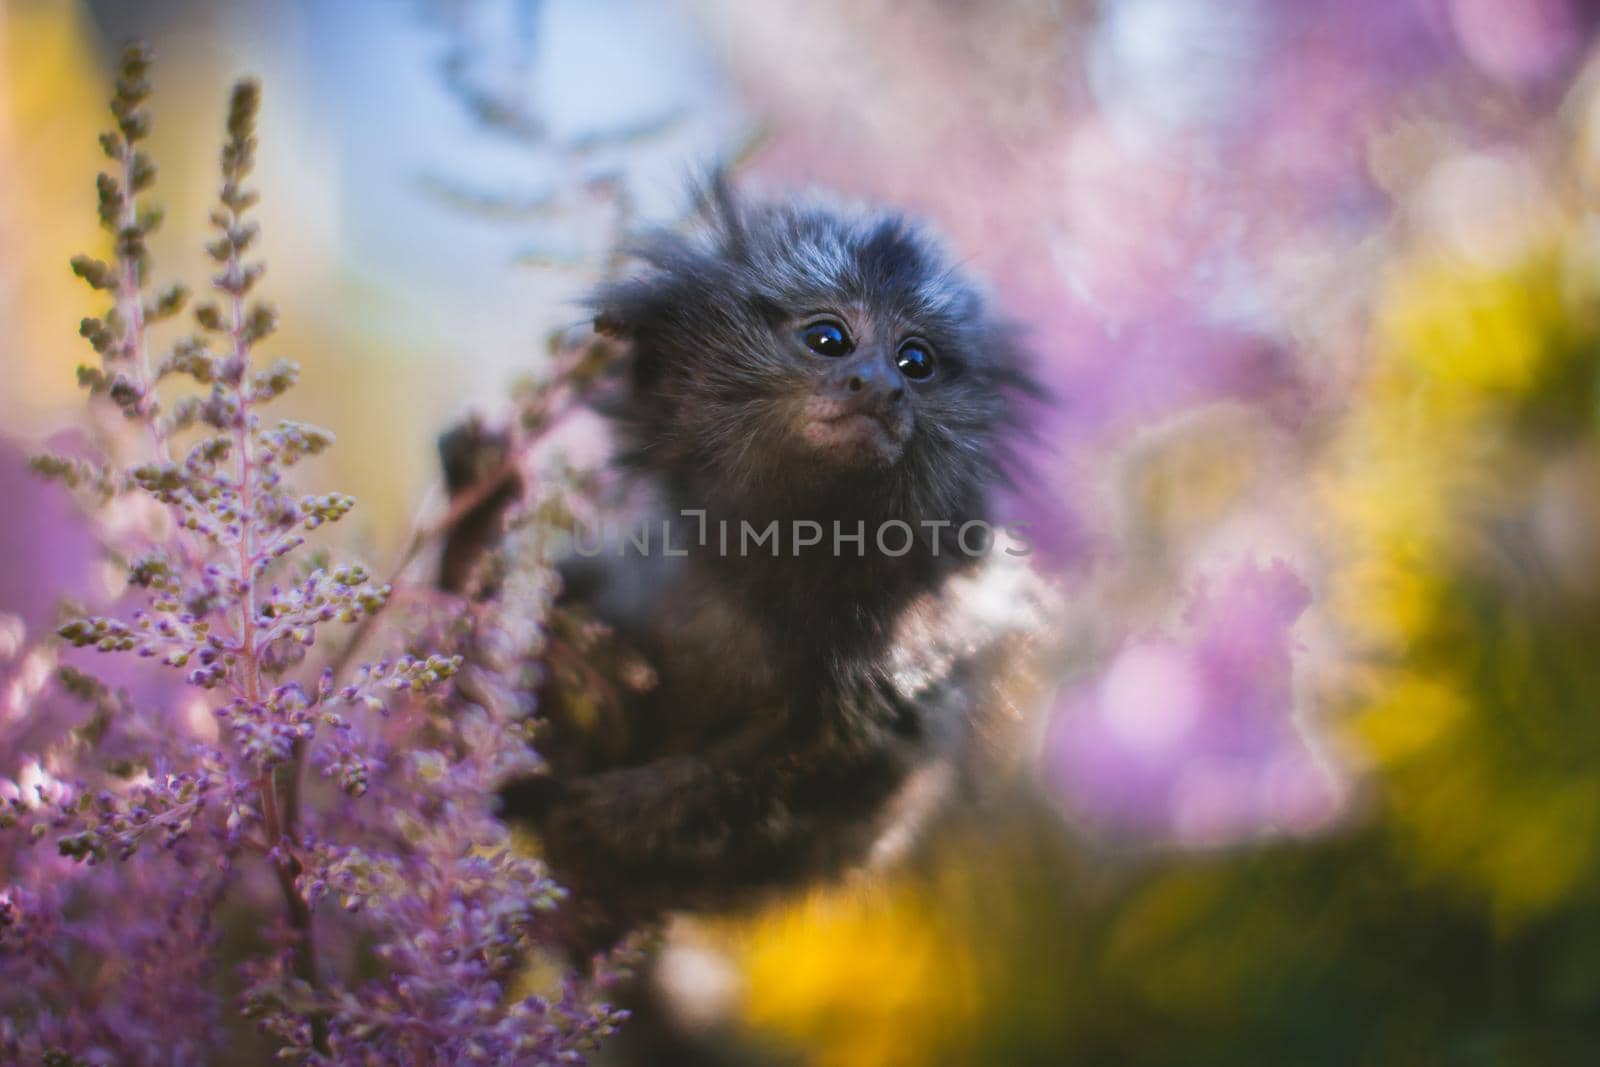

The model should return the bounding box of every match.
[450,176,1034,946]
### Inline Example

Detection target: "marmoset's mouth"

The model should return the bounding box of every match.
[801,409,908,464]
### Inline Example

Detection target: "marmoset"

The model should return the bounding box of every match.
[444,175,1037,948]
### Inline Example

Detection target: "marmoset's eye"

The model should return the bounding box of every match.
[800,320,852,357]
[896,339,936,381]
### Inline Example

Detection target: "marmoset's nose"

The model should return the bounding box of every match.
[829,353,905,414]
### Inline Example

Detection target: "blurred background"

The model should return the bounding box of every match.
[8,0,1600,1062]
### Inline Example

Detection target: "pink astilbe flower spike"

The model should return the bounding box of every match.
[0,45,625,1065]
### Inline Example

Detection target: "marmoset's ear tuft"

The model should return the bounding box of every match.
[697,164,749,259]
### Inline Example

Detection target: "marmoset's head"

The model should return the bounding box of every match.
[592,174,1033,524]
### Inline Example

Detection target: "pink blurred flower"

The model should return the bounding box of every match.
[1044,560,1341,847]
[0,434,100,638]
[1449,0,1586,86]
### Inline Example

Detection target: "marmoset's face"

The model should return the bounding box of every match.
[597,187,1030,516]
[785,308,928,467]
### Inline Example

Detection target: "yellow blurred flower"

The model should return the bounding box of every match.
[1321,209,1600,926]
[0,0,111,432]
[730,880,980,1067]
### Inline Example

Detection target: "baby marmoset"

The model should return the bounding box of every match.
[447,175,1037,946]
